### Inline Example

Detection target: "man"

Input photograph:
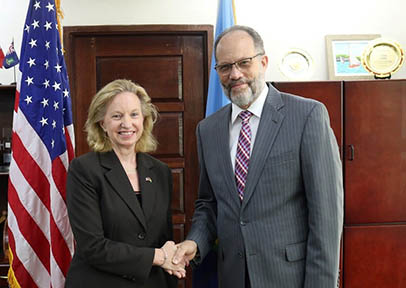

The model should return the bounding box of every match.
[173,25,343,288]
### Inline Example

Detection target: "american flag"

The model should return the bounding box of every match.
[7,0,75,287]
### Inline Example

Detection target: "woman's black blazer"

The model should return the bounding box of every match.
[65,150,177,288]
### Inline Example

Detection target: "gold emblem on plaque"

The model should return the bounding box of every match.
[279,49,314,80]
[362,38,404,79]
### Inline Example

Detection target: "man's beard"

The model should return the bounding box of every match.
[222,73,265,108]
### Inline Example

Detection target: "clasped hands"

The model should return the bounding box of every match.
[156,240,197,279]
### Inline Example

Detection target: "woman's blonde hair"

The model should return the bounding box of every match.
[85,79,158,152]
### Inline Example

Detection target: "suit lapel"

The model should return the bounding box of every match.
[215,106,242,206]
[242,84,285,207]
[100,151,147,230]
[136,153,157,224]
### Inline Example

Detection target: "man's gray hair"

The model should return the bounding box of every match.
[214,25,265,62]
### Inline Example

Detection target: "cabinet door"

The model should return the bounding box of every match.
[344,225,406,288]
[344,80,406,288]
[344,80,406,224]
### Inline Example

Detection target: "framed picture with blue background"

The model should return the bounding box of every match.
[325,34,380,80]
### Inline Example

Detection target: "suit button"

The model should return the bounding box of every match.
[137,232,146,240]
[237,251,243,258]
[240,220,246,226]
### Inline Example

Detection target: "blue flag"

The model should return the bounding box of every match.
[205,0,235,117]
[192,247,218,288]
[3,41,20,69]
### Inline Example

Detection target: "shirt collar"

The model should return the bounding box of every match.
[231,84,268,124]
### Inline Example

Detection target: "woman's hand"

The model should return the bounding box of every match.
[154,241,186,278]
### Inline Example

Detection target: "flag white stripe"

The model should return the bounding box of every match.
[51,252,66,288]
[59,150,69,171]
[66,123,75,150]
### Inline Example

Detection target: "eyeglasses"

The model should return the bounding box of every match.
[214,53,264,75]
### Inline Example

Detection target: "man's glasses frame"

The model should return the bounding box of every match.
[214,53,264,75]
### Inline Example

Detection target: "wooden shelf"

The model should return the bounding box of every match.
[0,85,16,91]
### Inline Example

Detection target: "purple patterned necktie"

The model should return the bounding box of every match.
[235,110,253,201]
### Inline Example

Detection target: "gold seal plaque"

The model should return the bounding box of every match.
[279,49,314,80]
[362,38,404,79]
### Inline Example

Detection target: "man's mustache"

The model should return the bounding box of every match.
[226,79,251,91]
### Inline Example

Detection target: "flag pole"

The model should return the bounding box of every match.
[232,0,237,24]
[12,66,16,85]
[12,37,16,85]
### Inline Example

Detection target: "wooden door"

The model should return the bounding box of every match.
[63,25,213,288]
[343,80,406,287]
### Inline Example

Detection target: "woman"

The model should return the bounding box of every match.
[66,79,183,287]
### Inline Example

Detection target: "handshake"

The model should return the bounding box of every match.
[154,240,198,278]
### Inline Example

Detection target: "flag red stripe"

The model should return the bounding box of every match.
[12,131,50,209]
[14,89,20,113]
[50,216,72,276]
[51,156,72,275]
[8,182,50,272]
[65,126,74,162]
[52,157,67,202]
[8,229,38,287]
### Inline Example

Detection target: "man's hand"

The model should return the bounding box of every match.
[155,241,186,278]
[173,240,198,267]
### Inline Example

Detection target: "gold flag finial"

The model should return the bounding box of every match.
[55,0,64,49]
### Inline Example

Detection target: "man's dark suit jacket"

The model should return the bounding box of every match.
[188,83,343,288]
[65,150,177,288]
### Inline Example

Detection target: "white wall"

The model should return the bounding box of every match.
[1,0,405,84]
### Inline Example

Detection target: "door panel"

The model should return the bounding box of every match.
[64,25,213,288]
[344,225,406,288]
[154,112,183,157]
[96,56,183,101]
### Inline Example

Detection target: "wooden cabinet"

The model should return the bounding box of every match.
[343,80,406,288]
[275,79,406,288]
